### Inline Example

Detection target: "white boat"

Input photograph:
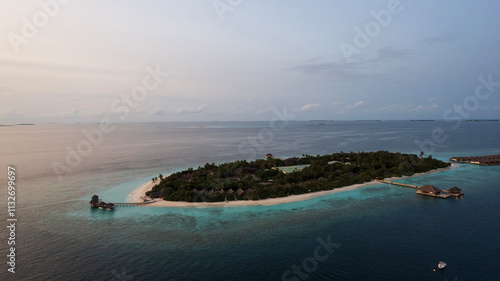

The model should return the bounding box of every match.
[438,261,447,269]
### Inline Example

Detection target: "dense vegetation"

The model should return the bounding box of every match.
[146,151,450,202]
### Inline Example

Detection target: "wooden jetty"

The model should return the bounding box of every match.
[113,202,155,207]
[450,154,500,166]
[375,179,419,189]
[90,195,155,209]
[375,180,461,199]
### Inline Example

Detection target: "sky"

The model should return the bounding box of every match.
[1,0,500,123]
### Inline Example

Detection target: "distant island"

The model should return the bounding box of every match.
[0,124,35,127]
[146,151,450,203]
[465,119,499,122]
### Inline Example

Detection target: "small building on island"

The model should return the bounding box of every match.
[272,164,310,174]
[149,192,161,198]
[450,154,500,165]
[265,153,274,159]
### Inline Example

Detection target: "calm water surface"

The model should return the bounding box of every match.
[0,121,499,280]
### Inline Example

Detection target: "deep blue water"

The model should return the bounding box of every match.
[0,121,499,280]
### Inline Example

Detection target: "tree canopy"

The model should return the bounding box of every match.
[146,151,450,202]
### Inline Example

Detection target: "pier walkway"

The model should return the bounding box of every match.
[374,179,420,189]
[113,201,155,207]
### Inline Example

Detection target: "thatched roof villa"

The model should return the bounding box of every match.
[416,185,450,198]
[90,195,100,208]
[445,186,464,197]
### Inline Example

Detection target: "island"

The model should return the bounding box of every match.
[144,151,450,203]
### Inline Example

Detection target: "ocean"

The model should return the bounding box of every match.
[0,120,499,280]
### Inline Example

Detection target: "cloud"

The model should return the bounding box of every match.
[134,107,147,114]
[414,104,439,111]
[428,97,437,102]
[150,105,207,115]
[378,104,413,112]
[61,95,81,101]
[299,103,321,113]
[150,108,166,115]
[52,109,106,119]
[379,103,439,112]
[174,105,207,115]
[287,57,369,80]
[420,34,454,46]
[0,109,25,120]
[338,101,364,114]
[256,106,273,115]
[353,101,364,107]
[288,46,413,80]
[291,103,321,113]
[232,105,244,114]
[0,56,139,77]
[376,46,413,61]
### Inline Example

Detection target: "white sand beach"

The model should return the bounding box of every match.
[127,163,459,207]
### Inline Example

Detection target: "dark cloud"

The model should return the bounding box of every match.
[420,34,454,46]
[288,46,413,80]
[376,46,414,61]
[287,57,370,80]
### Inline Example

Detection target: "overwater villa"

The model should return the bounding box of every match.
[416,185,450,199]
[90,195,115,210]
[105,203,116,210]
[445,186,464,197]
[90,195,101,208]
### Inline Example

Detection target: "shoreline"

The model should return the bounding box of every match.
[127,163,459,207]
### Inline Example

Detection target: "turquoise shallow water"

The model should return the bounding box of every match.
[0,121,499,280]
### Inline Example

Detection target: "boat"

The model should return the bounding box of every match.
[438,261,447,269]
